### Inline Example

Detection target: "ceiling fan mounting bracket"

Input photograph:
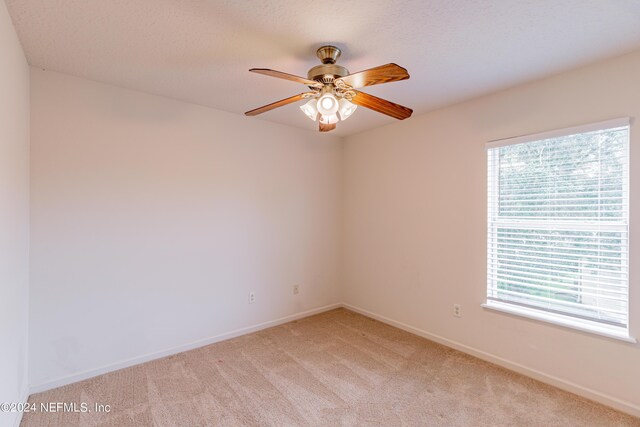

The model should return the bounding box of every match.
[316,45,341,64]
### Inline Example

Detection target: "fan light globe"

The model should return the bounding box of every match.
[319,114,339,125]
[316,93,339,116]
[338,98,357,121]
[300,99,318,121]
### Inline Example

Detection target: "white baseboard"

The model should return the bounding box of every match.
[11,386,29,427]
[343,303,640,419]
[28,301,640,419]
[29,303,342,394]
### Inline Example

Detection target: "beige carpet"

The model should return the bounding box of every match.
[21,308,639,426]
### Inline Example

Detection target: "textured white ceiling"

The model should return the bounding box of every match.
[7,0,640,136]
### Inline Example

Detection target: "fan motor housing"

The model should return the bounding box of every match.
[307,64,349,83]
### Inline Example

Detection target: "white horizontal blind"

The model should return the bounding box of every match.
[487,120,630,329]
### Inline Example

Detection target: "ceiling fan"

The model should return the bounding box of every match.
[245,45,413,132]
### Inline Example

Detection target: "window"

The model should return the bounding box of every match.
[485,118,632,341]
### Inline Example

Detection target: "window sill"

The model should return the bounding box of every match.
[482,301,636,343]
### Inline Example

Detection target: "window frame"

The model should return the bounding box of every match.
[482,117,635,343]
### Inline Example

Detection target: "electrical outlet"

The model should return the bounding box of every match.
[453,304,461,318]
[293,285,299,295]
[248,291,256,304]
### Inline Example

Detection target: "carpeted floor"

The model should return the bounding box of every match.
[21,308,640,426]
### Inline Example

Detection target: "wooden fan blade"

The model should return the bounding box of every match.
[335,63,409,89]
[250,68,323,88]
[350,90,413,120]
[245,93,314,116]
[319,122,336,132]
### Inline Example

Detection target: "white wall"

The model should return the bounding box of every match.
[26,43,640,416]
[343,50,640,414]
[29,69,342,389]
[0,3,30,427]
